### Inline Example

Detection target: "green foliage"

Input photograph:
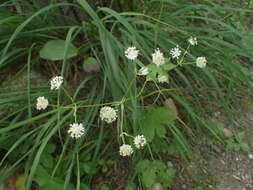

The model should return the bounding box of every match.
[39,40,78,61]
[0,0,252,189]
[83,57,100,73]
[140,107,177,141]
[146,62,177,82]
[136,159,176,188]
[225,131,250,151]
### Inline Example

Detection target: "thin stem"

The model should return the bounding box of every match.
[76,152,80,190]
[120,103,125,144]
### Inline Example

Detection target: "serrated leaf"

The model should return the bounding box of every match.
[40,40,78,61]
[136,160,150,173]
[142,169,156,187]
[141,107,176,141]
[160,168,176,187]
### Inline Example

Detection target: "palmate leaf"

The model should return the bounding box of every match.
[136,159,176,188]
[141,107,177,141]
[39,40,78,61]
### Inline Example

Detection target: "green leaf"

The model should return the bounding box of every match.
[44,143,56,154]
[162,63,177,71]
[141,107,176,141]
[35,165,75,190]
[83,57,100,73]
[236,131,245,142]
[40,153,54,169]
[39,40,78,61]
[146,64,162,81]
[142,169,156,187]
[136,160,150,173]
[100,185,109,190]
[240,142,250,151]
[159,168,176,187]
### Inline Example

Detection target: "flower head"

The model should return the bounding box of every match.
[100,106,117,124]
[68,123,85,139]
[137,67,149,76]
[119,144,133,157]
[134,135,147,149]
[36,96,49,110]
[125,46,139,60]
[157,74,168,83]
[196,57,207,68]
[152,49,165,67]
[188,36,198,46]
[170,45,181,59]
[50,76,63,90]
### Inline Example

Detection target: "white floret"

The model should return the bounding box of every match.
[68,123,85,139]
[36,96,49,110]
[100,106,117,124]
[50,76,63,90]
[119,144,133,156]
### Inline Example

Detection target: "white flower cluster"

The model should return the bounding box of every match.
[170,45,181,59]
[99,106,117,124]
[137,66,149,76]
[188,36,198,46]
[68,123,85,139]
[196,57,207,68]
[125,46,139,60]
[133,135,147,149]
[35,76,85,139]
[119,144,133,156]
[152,48,165,67]
[50,76,63,90]
[119,135,147,157]
[36,96,49,110]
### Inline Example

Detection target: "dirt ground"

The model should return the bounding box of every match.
[171,108,253,190]
[207,109,253,190]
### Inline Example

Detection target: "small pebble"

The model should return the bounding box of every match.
[167,161,174,168]
[222,128,233,138]
[182,184,187,189]
[151,183,164,190]
[248,153,253,160]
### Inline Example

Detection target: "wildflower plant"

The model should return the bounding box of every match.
[0,0,251,189]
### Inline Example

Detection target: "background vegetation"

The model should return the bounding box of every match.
[0,0,252,189]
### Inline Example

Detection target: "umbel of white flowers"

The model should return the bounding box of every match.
[152,48,165,67]
[125,46,139,60]
[99,106,117,124]
[170,45,182,59]
[50,76,63,90]
[133,135,147,149]
[68,123,85,139]
[137,66,149,76]
[196,57,207,68]
[119,144,133,156]
[188,36,198,46]
[36,96,49,110]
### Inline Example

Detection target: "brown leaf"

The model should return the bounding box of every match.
[164,98,178,118]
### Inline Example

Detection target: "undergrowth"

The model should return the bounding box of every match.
[0,0,252,189]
